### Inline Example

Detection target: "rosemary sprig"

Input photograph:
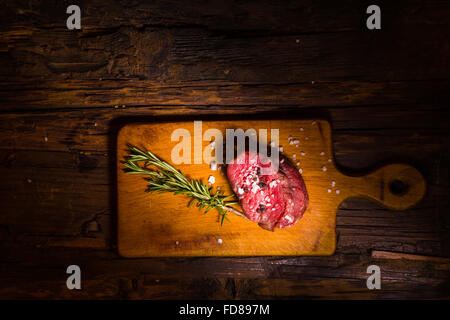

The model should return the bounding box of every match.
[123,145,247,225]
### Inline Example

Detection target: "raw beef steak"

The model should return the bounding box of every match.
[227,151,309,231]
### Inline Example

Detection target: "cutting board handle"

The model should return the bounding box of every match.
[343,163,426,210]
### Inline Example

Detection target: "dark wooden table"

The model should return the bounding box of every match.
[0,0,449,299]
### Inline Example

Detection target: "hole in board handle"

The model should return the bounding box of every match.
[389,179,409,196]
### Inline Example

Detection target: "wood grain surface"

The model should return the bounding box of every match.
[117,120,426,257]
[0,0,449,299]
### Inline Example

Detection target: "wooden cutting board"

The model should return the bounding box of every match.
[117,120,426,257]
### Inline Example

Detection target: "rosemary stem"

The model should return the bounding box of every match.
[220,205,249,220]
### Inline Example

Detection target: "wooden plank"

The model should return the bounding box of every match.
[3,0,449,33]
[0,245,449,299]
[1,80,449,110]
[1,26,447,83]
[372,250,450,263]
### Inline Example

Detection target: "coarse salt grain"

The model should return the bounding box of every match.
[322,166,327,172]
[298,168,303,174]
[296,161,300,166]
[327,189,332,193]
[312,120,316,125]
[331,181,336,187]
[284,215,294,223]
[299,127,304,131]
[210,160,217,171]
[208,175,215,184]
[44,136,48,142]
[217,238,223,244]
[335,189,340,194]
[175,241,179,245]
[292,153,296,159]
[279,146,283,152]
[320,151,325,156]
[300,151,306,156]
[305,137,309,140]
[328,158,332,163]
[288,135,293,141]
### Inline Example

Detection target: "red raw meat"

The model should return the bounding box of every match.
[227,151,309,231]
